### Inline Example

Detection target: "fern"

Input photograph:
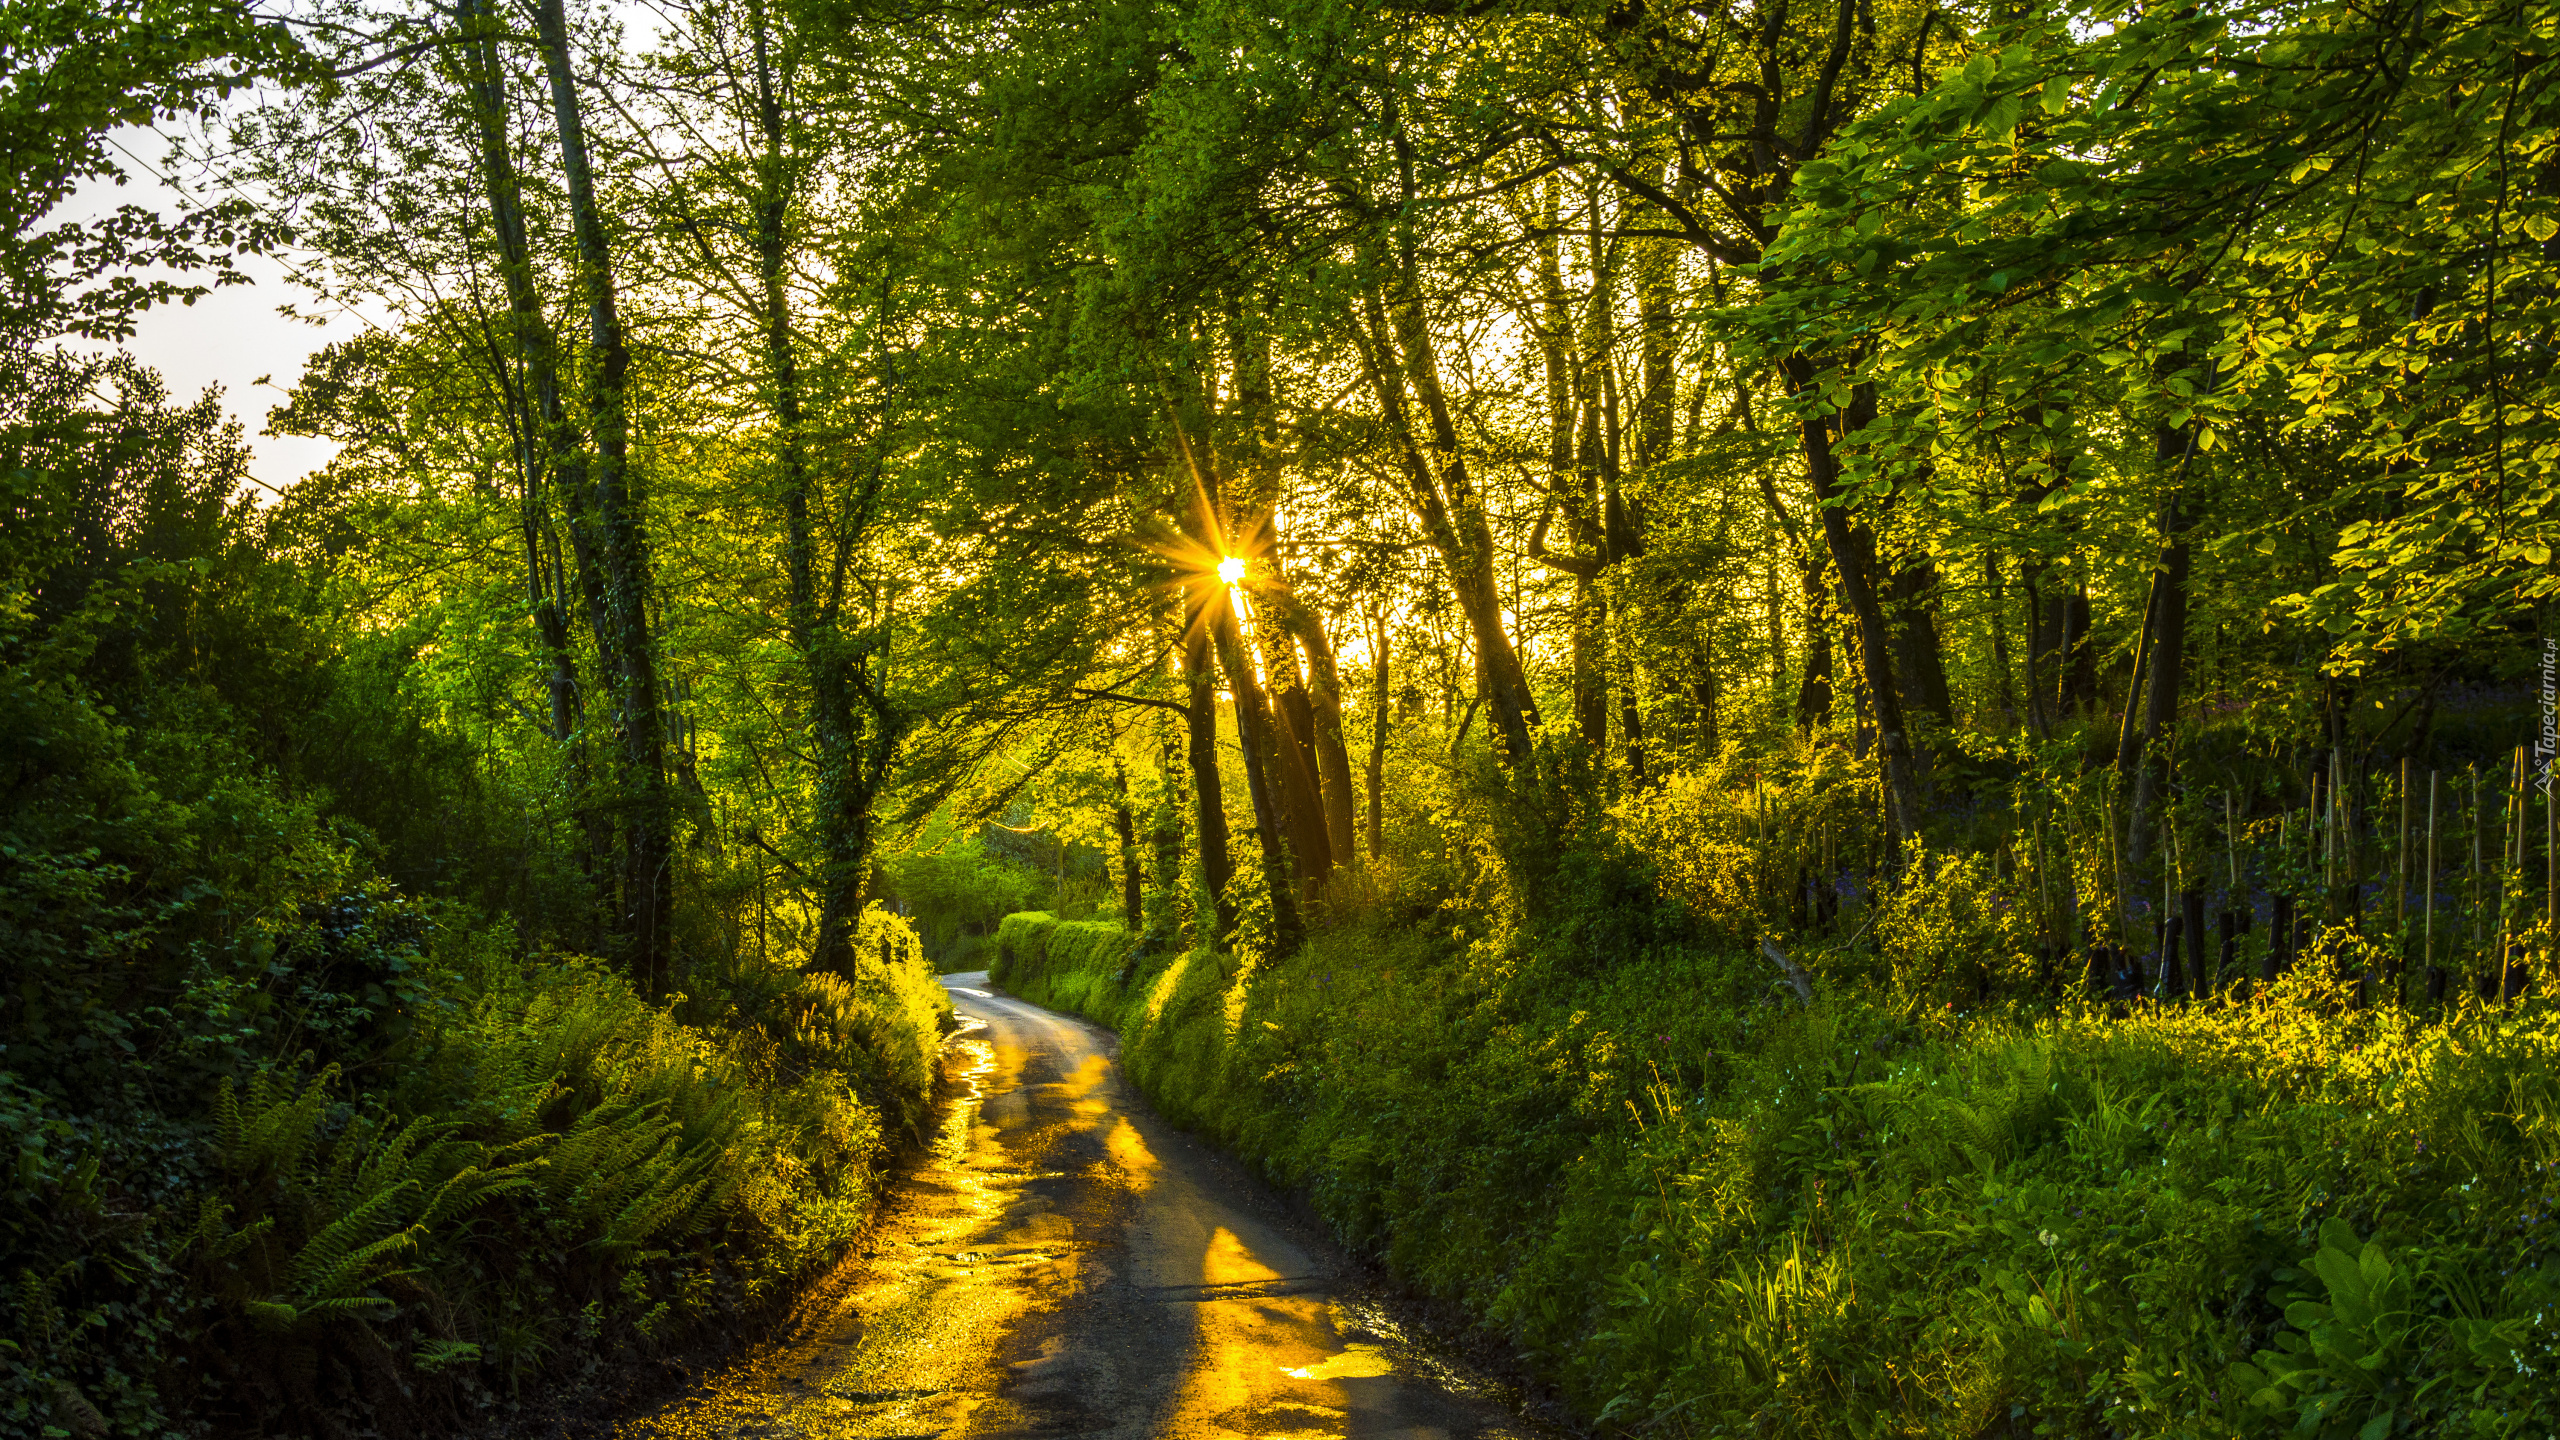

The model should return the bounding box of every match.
[195,1066,541,1335]
[214,1068,335,1180]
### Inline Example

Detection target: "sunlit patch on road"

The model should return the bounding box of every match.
[1282,1340,1397,1381]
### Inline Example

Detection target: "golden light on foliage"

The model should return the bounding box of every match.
[1217,555,1247,584]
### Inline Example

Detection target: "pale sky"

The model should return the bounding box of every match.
[59,128,365,497]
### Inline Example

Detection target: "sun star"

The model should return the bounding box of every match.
[1217,555,1247,584]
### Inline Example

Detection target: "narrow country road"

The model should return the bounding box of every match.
[617,973,1544,1440]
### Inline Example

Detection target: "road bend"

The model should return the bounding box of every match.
[617,972,1543,1440]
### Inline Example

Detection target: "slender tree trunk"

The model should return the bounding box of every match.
[1573,578,1608,750]
[2060,583,2098,717]
[1785,356,1924,850]
[1262,587,1356,864]
[740,9,866,974]
[1987,554,2017,730]
[533,0,671,995]
[2022,560,2055,739]
[1766,560,1786,707]
[2122,489,2194,880]
[1616,609,1651,787]
[1113,760,1142,930]
[1366,605,1389,860]
[1634,231,1679,473]
[1147,729,1186,949]
[1692,637,1721,756]
[1250,612,1333,884]
[1219,309,1338,885]
[1211,599,1305,953]
[1887,558,1956,731]
[1179,588,1236,941]
[1349,268,1539,765]
[1526,213,1630,764]
[453,0,598,851]
[1795,549,1835,733]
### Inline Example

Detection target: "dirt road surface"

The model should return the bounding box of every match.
[615,972,1545,1440]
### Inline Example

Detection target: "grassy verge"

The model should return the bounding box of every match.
[993,908,2560,1438]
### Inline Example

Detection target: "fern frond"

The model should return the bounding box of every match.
[245,1300,301,1333]
[602,1174,711,1253]
[295,1224,422,1304]
[288,1179,420,1298]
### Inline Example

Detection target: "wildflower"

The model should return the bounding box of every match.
[2039,1229,2058,1248]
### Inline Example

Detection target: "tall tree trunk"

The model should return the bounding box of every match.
[742,6,865,973]
[1146,729,1186,949]
[1261,587,1357,865]
[1766,559,1786,709]
[1524,283,1607,757]
[453,0,607,929]
[1367,607,1390,859]
[2060,583,2098,717]
[532,0,671,995]
[1887,558,1957,731]
[1795,549,1835,733]
[1221,309,1338,886]
[1211,598,1305,953]
[2022,559,2056,739]
[1179,586,1236,941]
[1572,578,1608,751]
[1113,760,1142,931]
[1244,605,1333,887]
[1692,636,1721,756]
[2121,466,2195,880]
[1785,356,1924,851]
[1615,606,1651,787]
[1634,231,1679,473]
[1987,554,2018,730]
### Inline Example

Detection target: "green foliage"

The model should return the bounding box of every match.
[879,828,1042,970]
[1872,850,2039,1010]
[0,0,306,344]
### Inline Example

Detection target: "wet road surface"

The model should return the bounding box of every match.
[619,973,1543,1440]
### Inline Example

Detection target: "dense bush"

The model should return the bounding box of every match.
[0,650,951,1436]
[995,904,2560,1438]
